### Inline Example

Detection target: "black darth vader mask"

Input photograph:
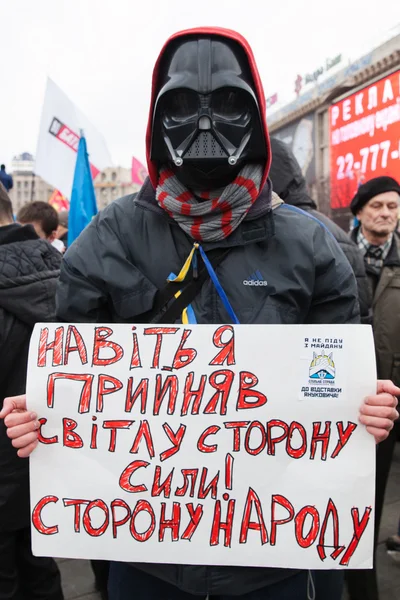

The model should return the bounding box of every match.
[150,35,267,189]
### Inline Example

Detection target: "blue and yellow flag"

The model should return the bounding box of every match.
[68,134,98,246]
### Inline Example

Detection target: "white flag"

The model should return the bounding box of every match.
[35,78,112,198]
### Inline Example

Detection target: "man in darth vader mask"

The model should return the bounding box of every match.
[1,27,398,600]
[146,28,272,244]
[151,34,267,191]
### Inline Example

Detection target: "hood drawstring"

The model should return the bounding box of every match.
[307,570,316,600]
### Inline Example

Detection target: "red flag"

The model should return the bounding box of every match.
[131,157,147,186]
[48,189,70,212]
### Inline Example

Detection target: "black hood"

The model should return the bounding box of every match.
[269,137,316,210]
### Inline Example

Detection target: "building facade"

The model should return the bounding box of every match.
[268,31,400,230]
[8,153,54,213]
[94,166,141,210]
[8,155,140,214]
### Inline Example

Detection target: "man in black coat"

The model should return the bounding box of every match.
[269,137,371,323]
[0,183,64,600]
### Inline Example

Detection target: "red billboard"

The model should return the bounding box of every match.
[330,70,400,209]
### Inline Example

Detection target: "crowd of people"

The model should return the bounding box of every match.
[0,26,399,600]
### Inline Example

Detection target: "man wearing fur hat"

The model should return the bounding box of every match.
[347,175,400,600]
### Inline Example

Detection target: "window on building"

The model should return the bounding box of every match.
[111,171,117,182]
[24,180,29,189]
[24,191,29,200]
[17,192,21,201]
[101,172,107,182]
[17,181,21,189]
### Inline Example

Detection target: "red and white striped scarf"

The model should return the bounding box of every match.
[156,163,263,241]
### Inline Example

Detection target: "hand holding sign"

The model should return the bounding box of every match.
[1,395,40,457]
[358,380,399,442]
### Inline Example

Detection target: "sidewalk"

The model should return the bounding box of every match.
[60,443,400,600]
[59,558,100,600]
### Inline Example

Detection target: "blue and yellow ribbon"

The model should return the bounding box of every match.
[168,243,199,283]
[167,242,239,325]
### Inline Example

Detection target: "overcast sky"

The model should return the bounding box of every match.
[1,0,399,170]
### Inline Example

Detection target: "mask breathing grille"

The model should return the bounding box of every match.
[185,133,227,158]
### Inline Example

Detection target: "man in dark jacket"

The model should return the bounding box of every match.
[55,28,369,600]
[346,176,400,600]
[0,165,13,193]
[0,183,64,600]
[269,137,371,322]
[1,28,399,600]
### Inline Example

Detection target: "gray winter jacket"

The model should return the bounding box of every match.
[58,180,359,328]
[351,227,400,385]
[56,178,359,596]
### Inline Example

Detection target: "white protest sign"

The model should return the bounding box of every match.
[27,323,376,570]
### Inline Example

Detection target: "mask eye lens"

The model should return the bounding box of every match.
[212,90,248,120]
[163,92,198,123]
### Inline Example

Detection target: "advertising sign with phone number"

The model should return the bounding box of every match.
[330,70,400,210]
